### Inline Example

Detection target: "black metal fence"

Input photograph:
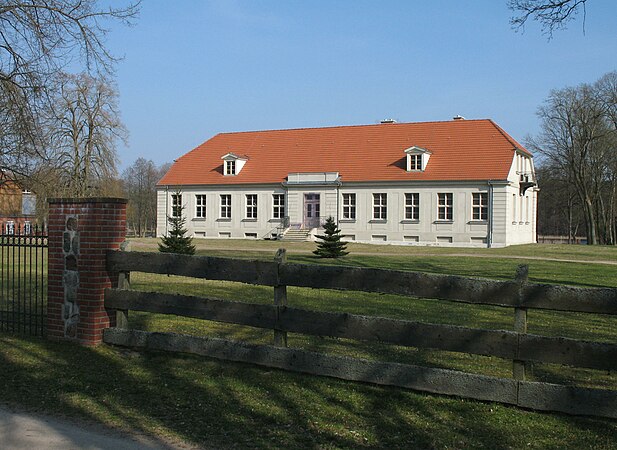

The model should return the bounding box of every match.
[0,224,47,336]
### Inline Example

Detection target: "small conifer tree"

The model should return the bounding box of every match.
[313,216,349,258]
[158,193,196,255]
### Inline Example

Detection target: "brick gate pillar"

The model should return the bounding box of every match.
[47,198,127,345]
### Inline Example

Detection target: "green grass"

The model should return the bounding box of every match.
[2,239,617,448]
[130,237,617,259]
[1,333,616,449]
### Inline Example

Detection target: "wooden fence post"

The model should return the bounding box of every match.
[273,248,288,347]
[116,271,130,329]
[513,264,528,380]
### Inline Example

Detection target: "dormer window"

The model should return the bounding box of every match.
[404,146,431,172]
[225,160,236,175]
[221,152,248,176]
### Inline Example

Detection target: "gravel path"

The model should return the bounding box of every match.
[0,405,198,450]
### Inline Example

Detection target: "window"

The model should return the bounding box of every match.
[246,194,257,219]
[409,154,422,171]
[225,160,236,176]
[220,194,231,218]
[273,194,285,219]
[404,193,419,220]
[195,195,206,218]
[472,193,488,221]
[373,193,387,220]
[342,193,356,220]
[24,221,32,235]
[520,195,524,222]
[5,221,15,235]
[438,193,453,221]
[171,194,182,218]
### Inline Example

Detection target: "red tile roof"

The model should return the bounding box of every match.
[158,119,530,186]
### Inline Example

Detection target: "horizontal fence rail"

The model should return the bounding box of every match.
[103,328,617,419]
[104,288,617,372]
[107,251,617,315]
[104,249,617,419]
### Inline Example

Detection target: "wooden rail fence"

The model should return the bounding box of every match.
[103,250,617,419]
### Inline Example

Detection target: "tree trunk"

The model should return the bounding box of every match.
[584,197,598,244]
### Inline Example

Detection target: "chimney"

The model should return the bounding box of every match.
[453,115,465,121]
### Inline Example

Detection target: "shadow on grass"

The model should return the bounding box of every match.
[1,332,616,449]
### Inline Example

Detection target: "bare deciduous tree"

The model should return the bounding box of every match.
[531,71,617,245]
[0,0,139,178]
[0,81,38,179]
[508,0,588,37]
[536,162,584,241]
[45,72,127,197]
[123,158,169,237]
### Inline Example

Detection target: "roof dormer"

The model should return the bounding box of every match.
[404,146,431,172]
[221,152,248,176]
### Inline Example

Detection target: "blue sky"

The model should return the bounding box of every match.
[106,0,617,170]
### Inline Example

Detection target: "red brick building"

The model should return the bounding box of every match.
[0,178,37,234]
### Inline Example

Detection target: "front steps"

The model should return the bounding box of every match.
[281,228,312,242]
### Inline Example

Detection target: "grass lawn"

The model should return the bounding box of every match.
[1,334,617,449]
[1,239,617,448]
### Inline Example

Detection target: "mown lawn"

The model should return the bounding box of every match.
[1,239,617,448]
[126,241,617,390]
[1,334,617,449]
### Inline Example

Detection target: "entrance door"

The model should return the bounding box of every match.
[303,194,320,228]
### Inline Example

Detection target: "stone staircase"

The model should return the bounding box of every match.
[281,228,312,242]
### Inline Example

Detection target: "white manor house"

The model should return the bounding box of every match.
[157,118,538,247]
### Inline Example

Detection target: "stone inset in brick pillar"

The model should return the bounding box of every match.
[47,198,127,345]
[62,216,80,338]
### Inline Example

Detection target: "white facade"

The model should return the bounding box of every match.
[157,152,538,247]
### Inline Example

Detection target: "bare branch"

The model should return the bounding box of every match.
[0,0,139,176]
[508,0,588,38]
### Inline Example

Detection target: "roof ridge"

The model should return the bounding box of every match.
[487,119,530,154]
[215,118,493,136]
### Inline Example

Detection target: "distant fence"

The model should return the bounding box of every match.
[538,235,587,244]
[103,250,617,419]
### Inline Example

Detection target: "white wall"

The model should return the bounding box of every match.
[332,183,492,246]
[157,179,537,247]
[157,185,287,240]
[503,151,538,246]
